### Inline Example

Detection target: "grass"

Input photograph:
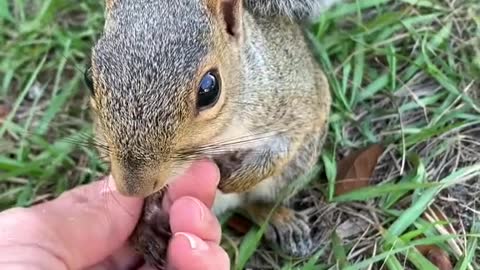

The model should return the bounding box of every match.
[1,1,106,209]
[1,0,479,269]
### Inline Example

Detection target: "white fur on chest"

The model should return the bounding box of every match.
[209,115,281,215]
[212,190,243,216]
[245,176,278,202]
[212,176,278,216]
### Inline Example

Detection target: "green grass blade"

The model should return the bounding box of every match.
[235,227,264,270]
[0,54,48,138]
[332,231,350,268]
[387,164,480,238]
[344,236,454,270]
[332,182,435,203]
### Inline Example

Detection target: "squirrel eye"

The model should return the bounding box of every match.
[197,70,221,110]
[84,66,94,95]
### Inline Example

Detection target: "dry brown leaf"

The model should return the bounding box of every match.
[416,244,437,255]
[422,205,463,258]
[226,214,253,235]
[425,247,453,270]
[415,206,455,269]
[0,103,11,121]
[335,144,384,195]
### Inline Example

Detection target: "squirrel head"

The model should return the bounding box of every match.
[87,0,244,197]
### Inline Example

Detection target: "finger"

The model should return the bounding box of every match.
[169,197,222,244]
[0,176,143,270]
[167,232,230,270]
[138,264,155,270]
[87,245,144,270]
[163,159,220,211]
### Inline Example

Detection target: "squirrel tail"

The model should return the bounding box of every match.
[244,0,340,21]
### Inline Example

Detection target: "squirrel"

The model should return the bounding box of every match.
[85,0,336,267]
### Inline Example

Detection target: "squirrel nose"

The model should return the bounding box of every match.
[111,171,155,197]
[110,159,161,197]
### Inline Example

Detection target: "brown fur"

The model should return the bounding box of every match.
[88,0,336,267]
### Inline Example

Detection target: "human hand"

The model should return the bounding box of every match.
[0,160,229,270]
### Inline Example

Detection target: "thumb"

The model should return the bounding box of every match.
[7,176,143,269]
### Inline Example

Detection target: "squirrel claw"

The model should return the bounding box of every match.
[130,191,171,270]
[264,207,318,258]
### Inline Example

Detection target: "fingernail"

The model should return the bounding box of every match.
[107,175,118,191]
[162,193,172,212]
[196,159,220,186]
[211,162,220,186]
[193,198,205,221]
[208,159,221,187]
[100,175,117,195]
[175,232,209,250]
[172,159,220,188]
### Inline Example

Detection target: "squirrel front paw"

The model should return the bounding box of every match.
[247,204,320,258]
[266,207,317,258]
[213,150,249,180]
[130,191,171,270]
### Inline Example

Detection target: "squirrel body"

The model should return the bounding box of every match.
[88,0,336,267]
[211,12,331,214]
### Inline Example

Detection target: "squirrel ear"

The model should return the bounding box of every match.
[209,0,243,39]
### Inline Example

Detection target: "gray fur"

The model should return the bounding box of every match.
[90,0,334,266]
[211,14,331,258]
[94,0,211,146]
[92,0,214,193]
[245,0,340,21]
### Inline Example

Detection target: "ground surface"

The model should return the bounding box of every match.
[1,0,479,269]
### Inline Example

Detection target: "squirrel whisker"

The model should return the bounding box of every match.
[64,132,112,154]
